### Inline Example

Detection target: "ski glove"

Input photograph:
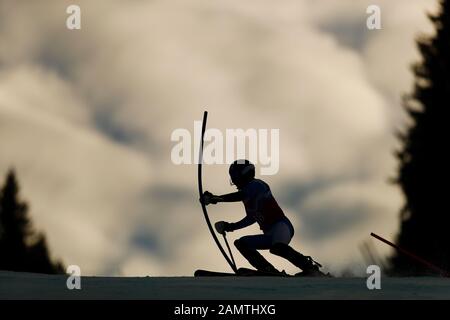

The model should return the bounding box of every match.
[201,191,219,205]
[215,221,233,235]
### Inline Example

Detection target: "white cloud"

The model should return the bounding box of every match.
[0,64,152,273]
[0,0,434,275]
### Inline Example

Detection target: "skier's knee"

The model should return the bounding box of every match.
[235,237,253,251]
[270,242,289,255]
[234,238,245,250]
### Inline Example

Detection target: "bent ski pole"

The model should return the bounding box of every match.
[198,111,237,273]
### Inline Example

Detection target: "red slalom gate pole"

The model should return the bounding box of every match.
[370,232,449,277]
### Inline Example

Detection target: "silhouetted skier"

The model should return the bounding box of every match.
[201,159,323,276]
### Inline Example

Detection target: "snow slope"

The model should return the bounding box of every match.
[1,271,449,300]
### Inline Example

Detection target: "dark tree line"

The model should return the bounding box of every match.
[391,0,450,275]
[0,169,64,274]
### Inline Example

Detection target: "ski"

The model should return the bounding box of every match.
[195,267,290,277]
[195,267,332,277]
[237,267,290,277]
[194,269,236,277]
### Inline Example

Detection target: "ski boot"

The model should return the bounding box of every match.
[270,243,327,277]
[293,256,324,277]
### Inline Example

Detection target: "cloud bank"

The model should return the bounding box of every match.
[0,0,436,275]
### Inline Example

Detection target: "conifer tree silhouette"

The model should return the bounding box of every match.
[391,0,450,275]
[0,170,64,274]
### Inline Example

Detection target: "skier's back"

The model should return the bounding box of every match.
[201,159,323,276]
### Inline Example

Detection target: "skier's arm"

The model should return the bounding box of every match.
[229,215,255,231]
[201,191,244,205]
[215,191,244,202]
[216,216,255,234]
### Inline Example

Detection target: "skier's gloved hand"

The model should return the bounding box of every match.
[201,191,218,205]
[215,221,233,235]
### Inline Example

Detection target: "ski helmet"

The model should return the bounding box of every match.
[229,159,255,187]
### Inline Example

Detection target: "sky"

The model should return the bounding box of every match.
[0,0,438,276]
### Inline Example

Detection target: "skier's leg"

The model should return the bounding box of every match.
[268,219,294,245]
[234,235,278,273]
[270,243,320,273]
[267,219,320,274]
